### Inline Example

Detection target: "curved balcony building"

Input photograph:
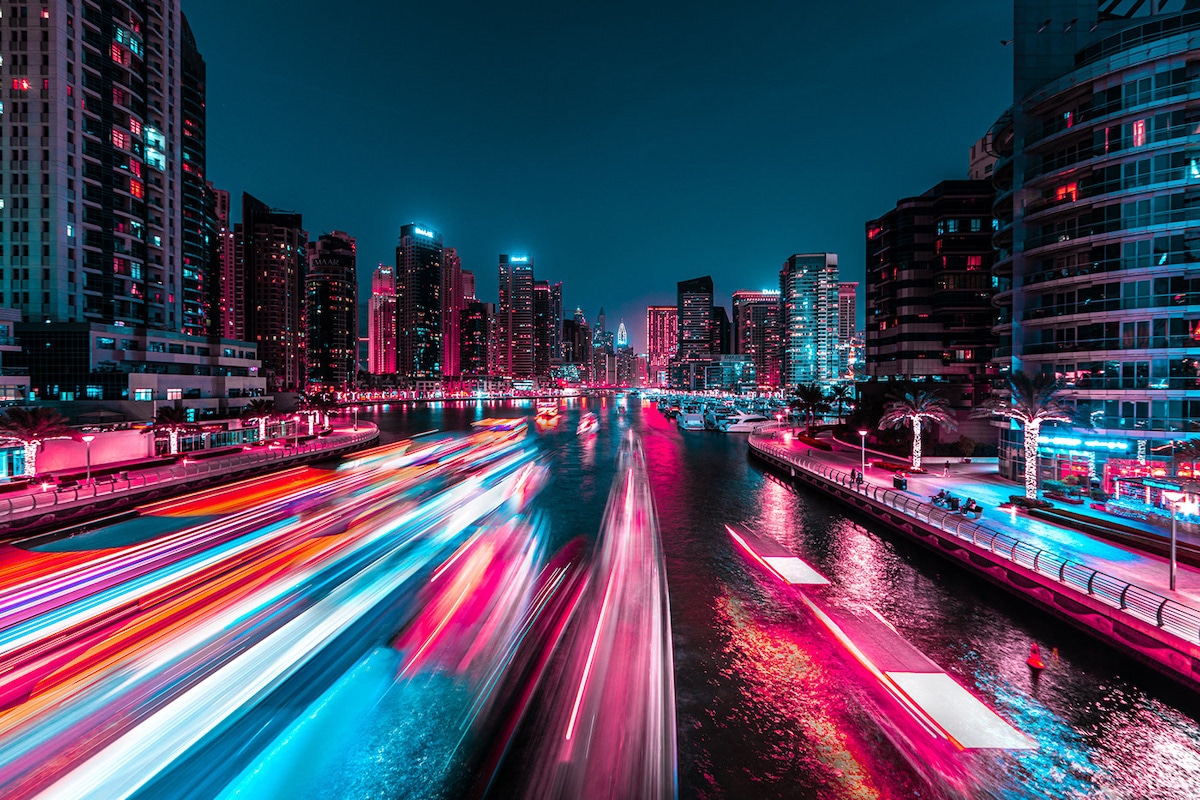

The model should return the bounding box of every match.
[996,1,1200,488]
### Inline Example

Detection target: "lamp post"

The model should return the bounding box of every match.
[292,415,301,450]
[352,405,359,432]
[81,434,95,484]
[858,429,869,476]
[1161,483,1200,592]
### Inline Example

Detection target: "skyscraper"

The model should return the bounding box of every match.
[181,17,214,338]
[462,270,477,302]
[732,290,782,388]
[838,282,859,380]
[238,194,308,391]
[496,254,535,379]
[305,232,357,389]
[711,306,731,355]
[991,0,1200,487]
[396,224,444,380]
[616,320,629,349]
[460,300,493,378]
[2,2,192,330]
[865,181,996,407]
[549,282,563,360]
[369,264,397,375]
[677,277,715,359]
[779,254,839,388]
[646,306,678,387]
[441,247,464,378]
[210,187,239,341]
[533,280,553,379]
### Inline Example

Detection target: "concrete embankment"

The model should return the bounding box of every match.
[748,430,1200,691]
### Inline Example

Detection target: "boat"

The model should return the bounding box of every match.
[718,412,771,433]
[677,413,705,431]
[535,399,559,418]
[577,412,599,435]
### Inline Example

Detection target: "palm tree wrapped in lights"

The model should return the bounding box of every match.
[877,389,956,471]
[297,395,336,434]
[788,384,830,435]
[241,399,277,444]
[153,406,200,456]
[974,372,1070,499]
[0,407,76,477]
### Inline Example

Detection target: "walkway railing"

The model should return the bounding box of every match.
[0,426,379,522]
[748,424,1200,646]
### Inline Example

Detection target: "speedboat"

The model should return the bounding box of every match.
[535,399,559,419]
[719,412,771,433]
[577,412,599,435]
[677,413,705,431]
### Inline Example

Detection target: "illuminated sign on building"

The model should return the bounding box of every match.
[510,255,529,263]
[1037,435,1129,452]
[414,227,435,238]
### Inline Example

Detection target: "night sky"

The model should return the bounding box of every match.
[184,1,1012,347]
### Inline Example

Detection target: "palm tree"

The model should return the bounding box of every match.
[153,406,200,456]
[0,407,76,477]
[789,384,830,435]
[878,390,957,471]
[973,372,1070,499]
[241,399,277,444]
[297,395,336,434]
[828,383,853,421]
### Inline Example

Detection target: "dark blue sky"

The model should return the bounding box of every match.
[184,1,1012,348]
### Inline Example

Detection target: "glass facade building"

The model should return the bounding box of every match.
[779,253,839,388]
[993,0,1200,485]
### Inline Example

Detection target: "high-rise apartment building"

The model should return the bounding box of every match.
[237,194,307,392]
[562,317,593,383]
[180,17,214,338]
[396,224,443,380]
[991,0,1200,488]
[441,247,463,378]
[496,254,535,379]
[549,281,563,360]
[1,2,190,330]
[460,300,492,378]
[677,277,715,359]
[711,306,731,355]
[646,306,677,388]
[732,290,782,388]
[210,187,238,340]
[534,280,553,379]
[780,254,839,388]
[462,270,476,301]
[305,231,357,389]
[837,282,858,380]
[369,264,397,375]
[866,181,996,411]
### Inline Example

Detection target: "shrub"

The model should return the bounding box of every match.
[956,435,977,459]
[796,434,832,451]
[1008,495,1054,510]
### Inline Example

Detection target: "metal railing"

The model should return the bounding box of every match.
[0,426,379,523]
[748,423,1200,645]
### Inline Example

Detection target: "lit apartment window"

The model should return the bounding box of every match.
[166,389,182,400]
[134,388,153,401]
[1132,119,1146,148]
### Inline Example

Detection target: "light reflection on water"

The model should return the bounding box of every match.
[362,401,1200,799]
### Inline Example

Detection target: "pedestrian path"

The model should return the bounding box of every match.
[771,431,1200,608]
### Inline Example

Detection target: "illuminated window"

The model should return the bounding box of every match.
[10,79,28,91]
[967,255,983,269]
[1063,110,1073,128]
[1055,182,1077,202]
[134,388,153,401]
[166,388,182,400]
[112,128,128,149]
[129,118,141,136]
[129,157,141,177]
[1132,119,1146,147]
[129,178,144,198]
[41,8,49,19]
[111,43,124,64]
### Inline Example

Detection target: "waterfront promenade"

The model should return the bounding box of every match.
[0,423,380,537]
[747,423,1200,688]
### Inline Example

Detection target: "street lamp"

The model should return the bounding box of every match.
[81,434,95,484]
[292,415,301,450]
[352,405,359,432]
[857,429,869,476]
[1160,483,1199,592]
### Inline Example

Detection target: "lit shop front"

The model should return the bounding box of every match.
[1036,434,1177,495]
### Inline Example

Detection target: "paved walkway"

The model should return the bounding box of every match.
[0,424,380,531]
[762,431,1200,608]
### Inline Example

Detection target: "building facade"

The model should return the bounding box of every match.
[866,181,997,420]
[369,264,397,375]
[677,276,714,360]
[780,254,839,388]
[396,224,443,380]
[460,300,492,378]
[210,187,238,341]
[441,247,463,379]
[991,0,1200,487]
[305,231,357,390]
[646,305,677,388]
[237,194,307,392]
[837,282,858,380]
[534,280,553,379]
[496,254,535,379]
[732,290,782,389]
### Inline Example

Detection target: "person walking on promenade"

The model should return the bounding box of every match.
[942,461,950,478]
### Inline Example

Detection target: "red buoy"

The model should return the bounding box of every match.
[1026,642,1045,671]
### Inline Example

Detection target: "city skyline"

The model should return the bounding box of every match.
[182,1,1012,332]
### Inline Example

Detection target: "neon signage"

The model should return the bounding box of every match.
[1038,435,1129,452]
[510,255,529,263]
[414,227,434,238]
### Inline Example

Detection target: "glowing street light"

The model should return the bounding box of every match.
[80,434,96,484]
[857,429,869,476]
[1160,483,1200,591]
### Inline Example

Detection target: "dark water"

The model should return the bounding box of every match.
[361,399,1200,800]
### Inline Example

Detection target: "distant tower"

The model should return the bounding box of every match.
[779,254,839,388]
[442,247,464,378]
[574,307,587,327]
[369,264,397,375]
[616,320,629,349]
[396,224,444,380]
[646,306,678,387]
[305,231,358,389]
[597,307,607,334]
[497,254,535,378]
